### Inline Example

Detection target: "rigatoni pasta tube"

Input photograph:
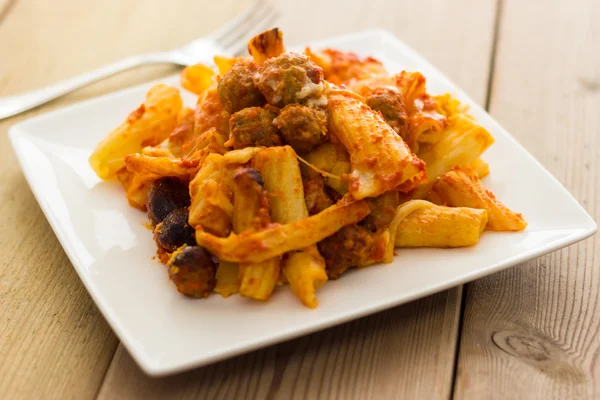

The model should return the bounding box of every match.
[253,146,328,308]
[188,154,232,237]
[428,168,526,231]
[412,114,494,199]
[465,158,489,179]
[196,199,370,264]
[253,146,308,223]
[248,28,286,64]
[188,148,263,236]
[214,261,239,298]
[231,167,280,301]
[395,205,488,248]
[124,154,200,180]
[89,84,182,180]
[327,90,426,199]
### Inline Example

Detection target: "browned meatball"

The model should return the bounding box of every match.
[273,105,328,152]
[228,106,282,149]
[168,246,217,298]
[218,60,265,113]
[154,208,196,252]
[146,178,191,225]
[303,176,333,215]
[317,225,374,279]
[361,191,401,232]
[366,87,409,139]
[254,52,325,107]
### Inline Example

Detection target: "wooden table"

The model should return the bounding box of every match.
[1,0,598,398]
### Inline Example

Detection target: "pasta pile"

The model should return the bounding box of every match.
[89,29,526,308]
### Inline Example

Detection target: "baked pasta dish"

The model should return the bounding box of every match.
[89,29,526,308]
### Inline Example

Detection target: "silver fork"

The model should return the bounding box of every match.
[0,1,278,121]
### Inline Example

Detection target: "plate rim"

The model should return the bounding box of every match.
[8,27,597,376]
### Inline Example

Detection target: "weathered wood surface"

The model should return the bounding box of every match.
[453,0,600,399]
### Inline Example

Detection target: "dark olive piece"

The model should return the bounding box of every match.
[154,208,196,252]
[146,177,190,225]
[168,246,217,298]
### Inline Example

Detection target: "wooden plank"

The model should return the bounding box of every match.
[453,0,600,398]
[98,290,460,400]
[97,1,498,399]
[0,1,246,399]
[0,0,16,26]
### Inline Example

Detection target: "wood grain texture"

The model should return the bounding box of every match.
[0,1,245,399]
[98,289,462,400]
[0,0,16,26]
[95,0,498,399]
[0,0,503,399]
[454,0,600,399]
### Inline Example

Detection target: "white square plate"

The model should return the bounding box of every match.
[9,29,596,376]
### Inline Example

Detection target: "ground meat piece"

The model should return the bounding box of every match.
[303,176,334,215]
[217,60,265,113]
[325,185,343,203]
[228,106,282,149]
[254,52,325,107]
[361,191,401,232]
[146,178,191,225]
[154,208,196,252]
[366,87,409,139]
[317,225,374,279]
[273,105,328,152]
[168,246,217,298]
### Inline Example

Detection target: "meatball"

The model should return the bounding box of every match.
[154,208,196,252]
[317,225,374,279]
[146,178,191,225]
[303,176,334,215]
[218,60,265,113]
[273,105,328,152]
[228,106,282,149]
[365,87,409,139]
[254,52,325,107]
[361,191,401,232]
[168,246,217,298]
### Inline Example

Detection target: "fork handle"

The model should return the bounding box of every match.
[0,54,172,120]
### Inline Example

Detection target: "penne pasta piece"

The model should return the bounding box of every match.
[386,200,435,260]
[89,84,182,180]
[238,259,280,301]
[328,90,426,199]
[196,199,370,264]
[167,107,196,157]
[188,147,263,236]
[253,146,308,223]
[231,167,280,301]
[465,158,490,178]
[125,172,152,210]
[394,204,488,247]
[394,71,447,152]
[248,28,286,64]
[172,83,230,158]
[428,168,527,231]
[213,55,248,75]
[188,155,233,237]
[282,248,327,308]
[412,113,495,198]
[180,63,214,95]
[214,261,239,297]
[304,48,387,85]
[253,146,328,307]
[124,154,200,180]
